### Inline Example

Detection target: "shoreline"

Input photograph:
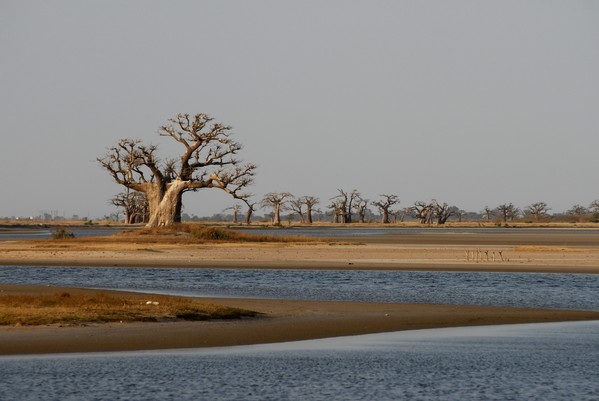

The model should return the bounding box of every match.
[2,284,599,356]
[2,258,599,274]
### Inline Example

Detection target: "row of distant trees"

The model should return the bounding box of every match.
[109,188,599,225]
[255,193,599,225]
[98,112,599,228]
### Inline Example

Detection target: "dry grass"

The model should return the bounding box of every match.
[114,224,324,244]
[0,292,259,326]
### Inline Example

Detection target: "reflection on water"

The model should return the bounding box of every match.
[1,321,598,401]
[1,266,598,310]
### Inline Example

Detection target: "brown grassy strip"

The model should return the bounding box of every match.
[44,224,328,245]
[132,224,324,243]
[0,292,259,326]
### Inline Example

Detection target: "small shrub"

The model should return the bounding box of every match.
[51,228,75,239]
[193,226,232,240]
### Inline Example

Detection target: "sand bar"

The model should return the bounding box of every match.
[2,284,599,355]
[1,237,598,273]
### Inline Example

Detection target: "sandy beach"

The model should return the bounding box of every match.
[1,228,599,355]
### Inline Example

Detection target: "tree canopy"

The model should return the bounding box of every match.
[98,113,256,227]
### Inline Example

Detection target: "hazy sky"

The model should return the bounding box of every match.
[1,1,598,218]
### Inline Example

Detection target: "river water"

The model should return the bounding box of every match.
[1,266,598,310]
[1,322,598,400]
[1,266,599,400]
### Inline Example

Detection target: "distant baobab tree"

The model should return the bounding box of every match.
[524,202,551,221]
[430,199,456,225]
[455,209,467,223]
[98,113,256,227]
[331,189,360,223]
[288,197,306,223]
[224,204,243,224]
[482,206,494,221]
[567,204,588,222]
[407,199,456,225]
[372,194,399,224]
[302,196,320,224]
[353,194,370,223]
[567,204,588,216]
[110,190,148,224]
[496,203,519,222]
[261,192,292,225]
[410,201,434,224]
[286,195,320,224]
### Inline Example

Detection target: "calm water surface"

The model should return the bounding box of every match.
[1,322,598,401]
[1,266,598,310]
[0,227,129,240]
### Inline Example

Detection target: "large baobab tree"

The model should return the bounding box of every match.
[372,194,399,224]
[261,192,292,225]
[98,113,256,227]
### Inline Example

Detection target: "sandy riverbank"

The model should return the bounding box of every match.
[1,231,599,273]
[2,284,599,355]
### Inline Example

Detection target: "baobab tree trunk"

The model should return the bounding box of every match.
[244,209,253,225]
[306,207,313,224]
[124,210,132,224]
[381,209,390,224]
[145,180,188,228]
[273,204,281,225]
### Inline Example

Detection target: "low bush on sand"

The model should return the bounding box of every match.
[51,228,75,239]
